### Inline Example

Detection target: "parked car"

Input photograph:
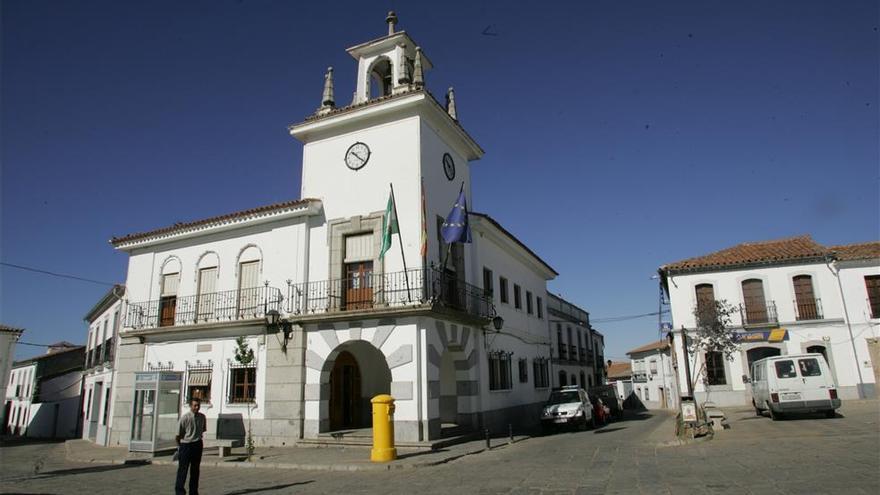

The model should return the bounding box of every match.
[541,386,596,432]
[588,394,609,425]
[589,384,623,419]
[749,353,840,420]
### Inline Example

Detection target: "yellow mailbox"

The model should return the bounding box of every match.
[370,394,397,462]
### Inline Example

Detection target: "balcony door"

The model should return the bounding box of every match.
[741,279,768,324]
[793,275,817,320]
[196,267,217,322]
[159,272,179,327]
[237,261,260,318]
[344,261,373,310]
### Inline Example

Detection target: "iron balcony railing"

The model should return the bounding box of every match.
[740,300,779,326]
[578,348,587,364]
[285,267,493,321]
[632,372,648,383]
[794,298,824,321]
[125,285,283,330]
[558,345,567,360]
[568,345,577,362]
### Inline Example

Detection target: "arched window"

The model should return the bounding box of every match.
[368,57,393,98]
[741,279,769,324]
[793,275,819,320]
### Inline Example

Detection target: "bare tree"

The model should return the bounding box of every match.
[689,299,740,391]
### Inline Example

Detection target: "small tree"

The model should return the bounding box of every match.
[234,336,255,365]
[688,299,740,391]
[233,336,256,459]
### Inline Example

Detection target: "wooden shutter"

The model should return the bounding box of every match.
[161,273,179,296]
[741,279,767,324]
[197,267,218,320]
[238,261,260,317]
[793,275,816,320]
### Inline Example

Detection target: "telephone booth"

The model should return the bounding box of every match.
[130,371,183,452]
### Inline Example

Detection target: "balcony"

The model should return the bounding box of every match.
[794,298,824,321]
[740,300,779,326]
[285,268,493,323]
[558,346,567,360]
[632,371,648,383]
[569,345,577,362]
[125,285,283,330]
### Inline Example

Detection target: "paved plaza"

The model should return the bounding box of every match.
[1,401,878,494]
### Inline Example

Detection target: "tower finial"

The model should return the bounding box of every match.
[446,87,457,120]
[412,46,424,88]
[318,67,335,115]
[386,11,398,36]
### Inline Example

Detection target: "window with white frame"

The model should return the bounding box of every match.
[533,358,550,388]
[518,358,528,383]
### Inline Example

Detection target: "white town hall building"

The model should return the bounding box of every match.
[105,13,561,447]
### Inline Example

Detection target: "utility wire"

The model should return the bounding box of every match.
[0,261,115,286]
[591,310,669,324]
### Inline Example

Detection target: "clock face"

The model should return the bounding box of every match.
[345,142,371,170]
[442,153,455,180]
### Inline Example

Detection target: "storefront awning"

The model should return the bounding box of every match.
[188,370,212,386]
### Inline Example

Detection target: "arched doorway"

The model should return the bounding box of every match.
[806,345,828,364]
[325,341,391,431]
[746,346,781,375]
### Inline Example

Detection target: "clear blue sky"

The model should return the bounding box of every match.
[2,1,878,361]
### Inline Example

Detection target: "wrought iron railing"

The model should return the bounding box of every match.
[794,298,823,321]
[125,285,283,330]
[740,300,778,326]
[285,267,493,321]
[569,345,577,362]
[632,372,648,383]
[558,345,567,360]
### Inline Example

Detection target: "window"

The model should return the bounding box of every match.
[556,324,566,359]
[536,297,543,319]
[499,277,509,304]
[579,371,586,389]
[705,351,727,385]
[196,266,218,321]
[798,358,822,377]
[741,279,768,324]
[649,360,658,375]
[774,360,797,379]
[533,358,550,388]
[793,275,819,320]
[558,370,567,387]
[518,358,528,383]
[513,284,522,310]
[187,368,213,403]
[644,388,650,401]
[488,352,512,391]
[483,268,494,299]
[238,261,261,317]
[567,327,574,360]
[229,366,257,403]
[102,388,111,425]
[695,284,716,326]
[85,389,93,420]
[866,275,880,319]
[159,272,179,327]
[526,291,533,314]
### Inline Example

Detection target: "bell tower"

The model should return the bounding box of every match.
[289,12,483,279]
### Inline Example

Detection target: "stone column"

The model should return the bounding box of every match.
[108,335,145,446]
[262,326,305,446]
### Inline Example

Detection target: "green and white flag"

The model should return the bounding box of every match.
[379,191,399,259]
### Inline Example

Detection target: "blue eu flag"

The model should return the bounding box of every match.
[441,188,472,244]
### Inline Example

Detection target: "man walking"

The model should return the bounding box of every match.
[175,398,206,495]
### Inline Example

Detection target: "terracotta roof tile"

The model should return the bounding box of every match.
[626,340,670,356]
[661,235,828,273]
[829,241,880,261]
[606,361,632,379]
[111,198,319,246]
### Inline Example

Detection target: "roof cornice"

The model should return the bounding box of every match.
[470,212,557,279]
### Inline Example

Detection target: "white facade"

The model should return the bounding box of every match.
[81,286,124,445]
[661,238,880,406]
[546,294,605,390]
[106,16,564,447]
[628,344,677,410]
[5,363,36,435]
[0,325,24,426]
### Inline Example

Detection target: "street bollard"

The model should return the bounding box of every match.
[484,428,491,449]
[370,394,397,462]
[509,423,514,444]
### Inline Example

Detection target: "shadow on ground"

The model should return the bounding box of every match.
[224,481,314,494]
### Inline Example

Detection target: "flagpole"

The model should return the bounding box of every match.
[389,183,412,302]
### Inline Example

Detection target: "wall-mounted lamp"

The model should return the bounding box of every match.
[491,315,504,331]
[266,309,293,350]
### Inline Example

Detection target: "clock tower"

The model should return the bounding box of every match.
[289,12,483,280]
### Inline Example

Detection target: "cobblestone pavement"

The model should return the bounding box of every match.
[1,401,878,494]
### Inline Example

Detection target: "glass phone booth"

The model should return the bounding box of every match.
[130,371,183,453]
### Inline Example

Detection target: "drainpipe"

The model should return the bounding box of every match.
[298,217,312,439]
[825,256,866,399]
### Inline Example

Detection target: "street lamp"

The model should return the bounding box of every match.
[266,309,293,350]
[491,315,504,331]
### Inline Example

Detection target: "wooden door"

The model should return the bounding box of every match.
[344,262,373,310]
[793,275,817,320]
[741,279,768,324]
[329,351,361,430]
[159,296,177,327]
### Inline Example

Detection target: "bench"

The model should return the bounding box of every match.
[705,408,729,431]
[205,439,243,458]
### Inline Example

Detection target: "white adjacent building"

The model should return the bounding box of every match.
[546,294,605,389]
[106,14,563,447]
[659,236,880,406]
[626,340,677,410]
[4,343,85,438]
[1,324,24,427]
[81,285,125,445]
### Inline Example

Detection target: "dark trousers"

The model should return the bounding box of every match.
[175,440,203,495]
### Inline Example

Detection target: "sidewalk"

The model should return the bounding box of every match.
[65,433,529,472]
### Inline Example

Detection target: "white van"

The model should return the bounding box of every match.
[750,353,841,420]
